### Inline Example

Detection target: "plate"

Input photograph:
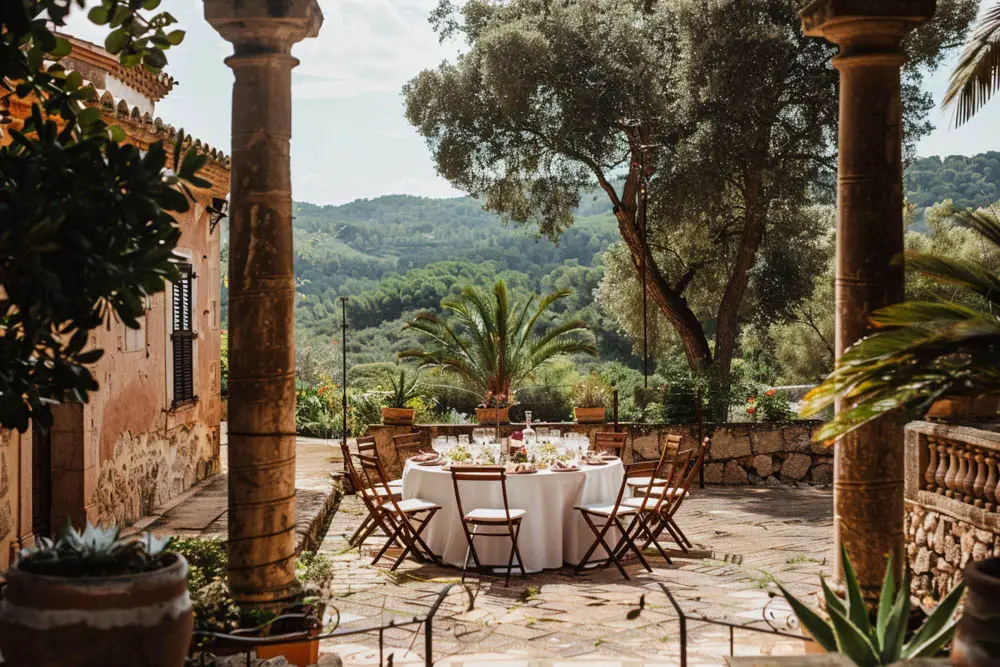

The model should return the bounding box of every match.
[416,459,443,466]
[508,469,538,475]
[551,466,580,473]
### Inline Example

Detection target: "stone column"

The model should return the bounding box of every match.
[801,0,935,596]
[204,0,322,607]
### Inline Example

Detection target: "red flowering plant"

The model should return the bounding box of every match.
[744,388,794,423]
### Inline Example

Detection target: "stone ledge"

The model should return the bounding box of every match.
[913,490,1000,535]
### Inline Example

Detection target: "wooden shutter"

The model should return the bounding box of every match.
[171,263,196,406]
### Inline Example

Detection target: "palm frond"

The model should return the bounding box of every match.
[943,2,1000,126]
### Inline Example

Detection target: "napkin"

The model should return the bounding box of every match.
[551,460,578,471]
[510,463,537,474]
[412,451,440,463]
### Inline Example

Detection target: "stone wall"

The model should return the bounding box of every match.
[365,421,831,484]
[903,421,1000,604]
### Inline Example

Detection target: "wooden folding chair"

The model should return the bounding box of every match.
[450,466,527,586]
[341,440,400,549]
[626,434,681,491]
[641,437,709,554]
[357,452,440,570]
[620,447,694,564]
[593,431,627,457]
[357,435,403,489]
[392,431,426,472]
[574,460,659,579]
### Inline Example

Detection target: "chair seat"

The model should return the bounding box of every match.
[626,477,668,488]
[389,479,403,488]
[362,486,401,499]
[464,508,526,523]
[648,487,687,499]
[623,496,665,511]
[385,498,439,515]
[575,503,637,517]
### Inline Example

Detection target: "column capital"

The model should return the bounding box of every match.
[204,0,322,53]
[800,0,934,56]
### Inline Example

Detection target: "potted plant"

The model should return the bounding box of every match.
[381,368,422,425]
[476,391,514,424]
[781,547,965,665]
[0,521,192,667]
[400,280,597,426]
[572,372,610,423]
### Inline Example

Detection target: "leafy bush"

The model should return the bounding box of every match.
[744,389,795,423]
[296,381,338,438]
[220,332,229,398]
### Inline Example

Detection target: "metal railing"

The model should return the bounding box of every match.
[189,583,474,667]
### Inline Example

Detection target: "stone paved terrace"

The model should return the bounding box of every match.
[317,476,834,667]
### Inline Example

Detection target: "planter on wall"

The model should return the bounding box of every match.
[0,554,193,667]
[381,407,416,425]
[574,407,606,424]
[256,638,320,666]
[925,395,1000,421]
[476,406,511,424]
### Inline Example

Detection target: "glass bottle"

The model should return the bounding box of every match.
[522,410,537,448]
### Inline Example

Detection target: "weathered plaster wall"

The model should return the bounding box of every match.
[0,427,32,570]
[365,421,831,484]
[85,200,223,526]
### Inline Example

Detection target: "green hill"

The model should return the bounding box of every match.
[905,151,1000,220]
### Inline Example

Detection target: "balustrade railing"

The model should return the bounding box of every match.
[921,432,1000,511]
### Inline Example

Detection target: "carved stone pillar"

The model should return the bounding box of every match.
[801,0,935,596]
[204,0,322,606]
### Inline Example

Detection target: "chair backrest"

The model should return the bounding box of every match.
[646,447,695,516]
[664,437,710,517]
[595,459,660,523]
[357,452,405,515]
[593,432,627,455]
[449,466,517,528]
[356,436,396,489]
[659,434,682,466]
[392,431,425,469]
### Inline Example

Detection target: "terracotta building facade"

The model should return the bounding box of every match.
[0,37,229,568]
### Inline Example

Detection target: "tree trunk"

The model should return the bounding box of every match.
[712,167,767,418]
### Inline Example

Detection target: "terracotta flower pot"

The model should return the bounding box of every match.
[926,396,1000,421]
[0,553,193,667]
[476,406,511,424]
[381,406,416,425]
[951,557,1000,666]
[574,406,606,424]
[256,637,320,665]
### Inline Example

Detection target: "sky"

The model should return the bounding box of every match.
[65,0,1000,207]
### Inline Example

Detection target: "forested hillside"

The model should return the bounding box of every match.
[905,151,1000,221]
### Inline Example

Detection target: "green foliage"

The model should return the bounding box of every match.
[220,331,229,397]
[384,367,424,409]
[905,153,1000,220]
[802,208,1000,444]
[0,0,206,432]
[744,390,794,423]
[780,548,965,666]
[400,280,597,405]
[572,372,611,409]
[17,519,172,577]
[295,382,338,439]
[943,3,1000,126]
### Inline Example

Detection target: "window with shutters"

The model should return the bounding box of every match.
[171,263,196,407]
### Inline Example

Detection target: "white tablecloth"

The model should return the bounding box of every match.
[402,460,624,572]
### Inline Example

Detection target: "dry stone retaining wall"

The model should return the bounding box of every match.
[366,421,831,486]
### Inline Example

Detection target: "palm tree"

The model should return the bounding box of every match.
[943,3,1000,126]
[399,280,597,405]
[801,210,1000,443]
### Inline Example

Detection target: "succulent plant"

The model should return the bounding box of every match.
[17,518,173,577]
[780,546,966,667]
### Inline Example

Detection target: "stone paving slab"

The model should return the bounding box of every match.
[317,485,833,666]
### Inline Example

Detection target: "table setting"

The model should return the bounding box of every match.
[400,420,625,572]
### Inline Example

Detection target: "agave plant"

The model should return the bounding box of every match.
[801,209,1000,443]
[384,368,424,409]
[399,280,597,404]
[18,518,173,577]
[781,547,965,666]
[943,3,1000,126]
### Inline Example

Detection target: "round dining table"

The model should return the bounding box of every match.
[402,460,625,573]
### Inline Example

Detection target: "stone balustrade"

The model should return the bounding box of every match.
[904,421,1000,602]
